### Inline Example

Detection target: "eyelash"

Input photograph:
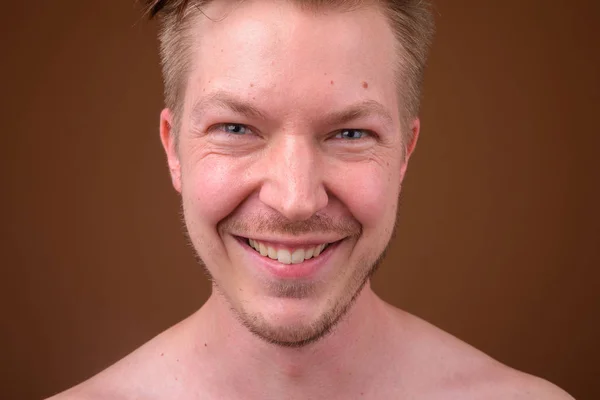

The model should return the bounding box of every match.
[334,129,372,140]
[210,123,373,140]
[210,123,253,136]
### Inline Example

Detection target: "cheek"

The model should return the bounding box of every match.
[181,155,250,225]
[334,162,400,230]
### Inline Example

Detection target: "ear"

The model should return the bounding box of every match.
[159,108,182,193]
[399,117,420,181]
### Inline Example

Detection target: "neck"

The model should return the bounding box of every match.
[192,283,395,396]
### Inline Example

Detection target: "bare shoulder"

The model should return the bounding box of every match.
[46,317,196,400]
[454,366,575,400]
[485,372,575,400]
[385,305,574,400]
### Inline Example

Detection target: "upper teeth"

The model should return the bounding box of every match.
[248,239,329,265]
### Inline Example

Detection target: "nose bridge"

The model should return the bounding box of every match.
[261,134,327,221]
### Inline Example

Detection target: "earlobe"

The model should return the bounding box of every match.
[159,108,182,193]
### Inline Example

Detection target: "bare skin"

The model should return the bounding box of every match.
[49,1,573,398]
[49,287,572,400]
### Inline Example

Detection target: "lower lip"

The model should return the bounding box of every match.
[236,237,340,279]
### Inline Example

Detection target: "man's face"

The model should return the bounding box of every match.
[161,0,418,346]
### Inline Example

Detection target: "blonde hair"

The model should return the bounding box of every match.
[144,0,435,132]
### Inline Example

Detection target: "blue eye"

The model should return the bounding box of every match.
[220,124,249,135]
[335,129,368,140]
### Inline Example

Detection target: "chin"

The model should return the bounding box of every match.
[238,307,339,348]
[231,282,363,348]
[208,233,386,346]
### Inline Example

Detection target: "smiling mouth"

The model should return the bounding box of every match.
[244,238,333,265]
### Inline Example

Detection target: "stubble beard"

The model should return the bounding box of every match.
[188,232,391,349]
[181,206,397,348]
[229,246,390,348]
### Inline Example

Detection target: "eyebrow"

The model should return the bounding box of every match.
[191,90,394,127]
[323,99,394,127]
[191,92,267,125]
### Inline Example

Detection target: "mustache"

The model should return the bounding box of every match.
[218,212,362,238]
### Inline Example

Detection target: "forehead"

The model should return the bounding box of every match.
[184,0,400,123]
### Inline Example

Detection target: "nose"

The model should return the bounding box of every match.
[259,135,328,221]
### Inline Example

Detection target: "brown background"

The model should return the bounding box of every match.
[1,0,598,399]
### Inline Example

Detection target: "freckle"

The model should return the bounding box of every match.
[362,81,368,89]
[177,359,180,362]
[252,97,255,100]
[250,83,254,87]
[330,80,334,85]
